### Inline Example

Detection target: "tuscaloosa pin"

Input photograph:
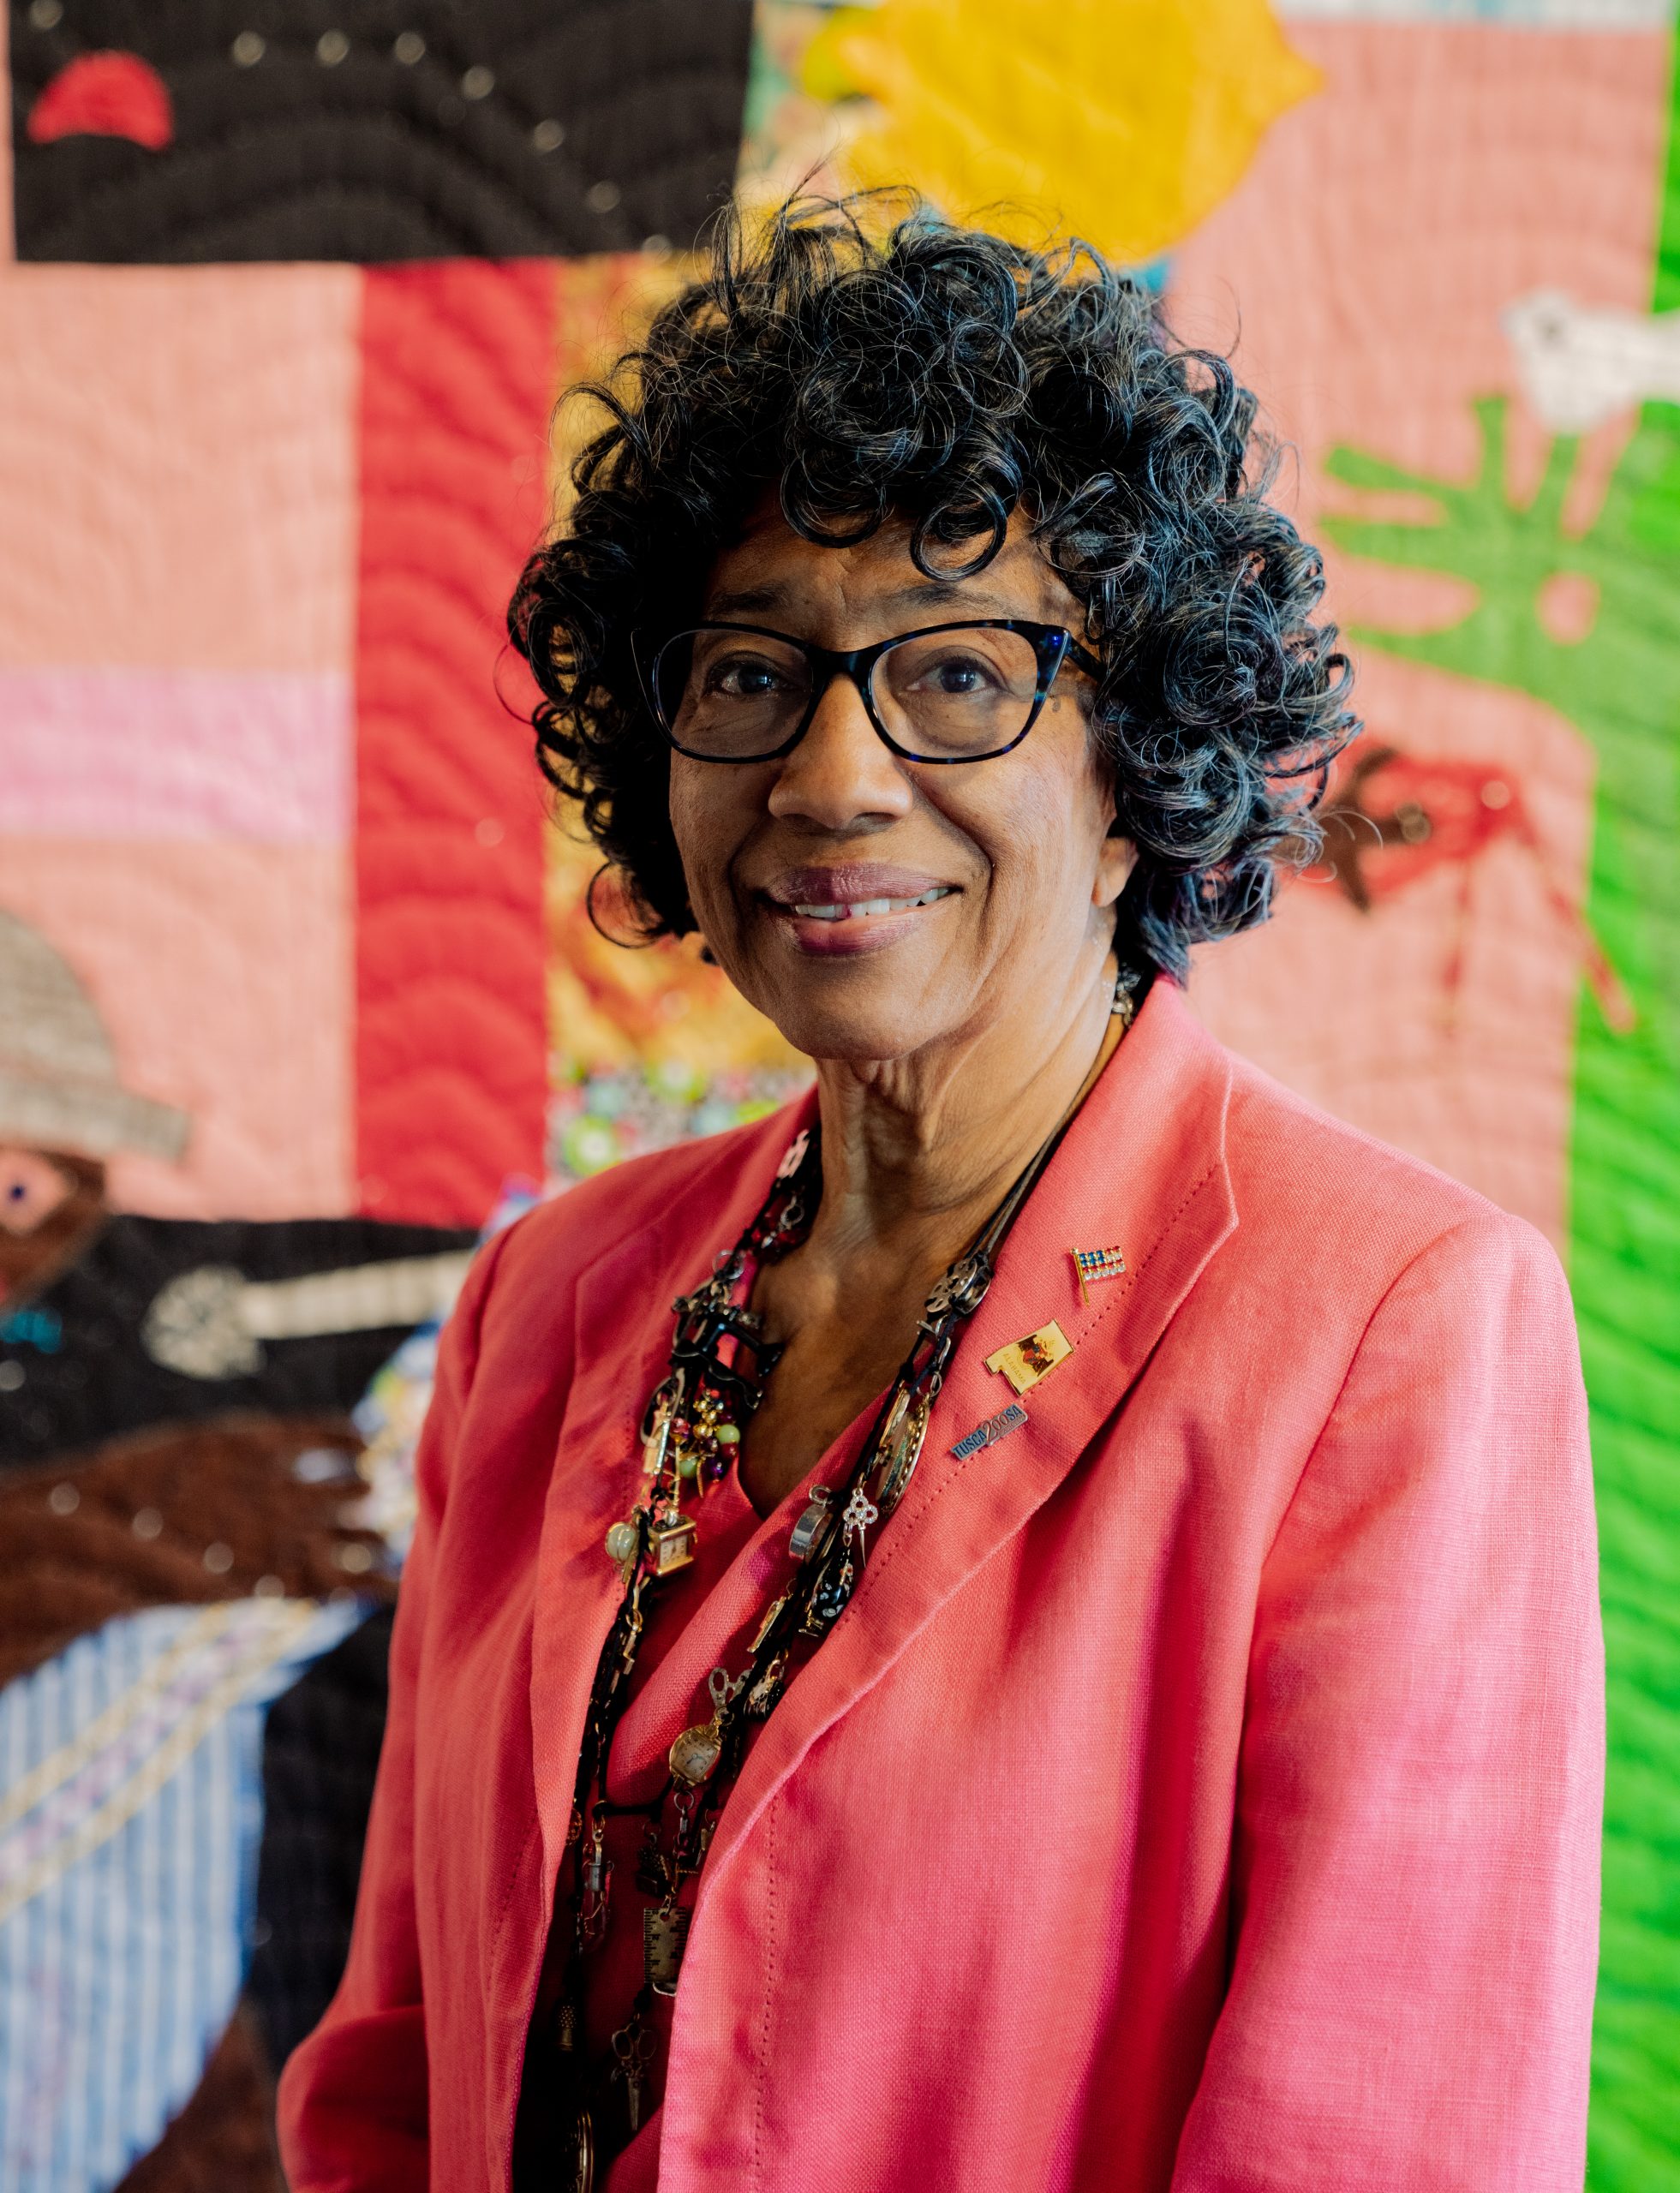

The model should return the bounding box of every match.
[950,1401,1029,1459]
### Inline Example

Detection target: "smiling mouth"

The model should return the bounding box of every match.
[789,887,955,923]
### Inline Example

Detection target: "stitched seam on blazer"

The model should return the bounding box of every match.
[1257,1210,1493,1570]
[750,1788,782,2191]
[1084,1157,1225,1336]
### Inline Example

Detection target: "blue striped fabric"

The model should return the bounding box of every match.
[0,1598,362,2193]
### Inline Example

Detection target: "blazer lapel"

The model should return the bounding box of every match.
[697,981,1238,1891]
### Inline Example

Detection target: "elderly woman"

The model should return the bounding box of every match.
[278,203,1602,2192]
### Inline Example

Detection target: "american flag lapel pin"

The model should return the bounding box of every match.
[1071,1244,1127,1304]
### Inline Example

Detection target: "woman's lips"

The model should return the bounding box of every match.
[791,886,954,922]
[761,866,959,953]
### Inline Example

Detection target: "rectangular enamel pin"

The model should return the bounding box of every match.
[983,1320,1073,1396]
[1072,1245,1127,1303]
[950,1401,1029,1460]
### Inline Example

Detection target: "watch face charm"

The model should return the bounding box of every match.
[668,1665,745,1789]
[648,1514,697,1575]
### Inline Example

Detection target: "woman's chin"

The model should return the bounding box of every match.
[716,919,972,1065]
[756,994,960,1070]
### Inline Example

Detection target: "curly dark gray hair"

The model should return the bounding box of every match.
[510,195,1357,978]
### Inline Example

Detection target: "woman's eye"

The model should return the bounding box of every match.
[920,653,999,696]
[705,655,792,699]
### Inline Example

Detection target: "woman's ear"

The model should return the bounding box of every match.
[1093,826,1137,911]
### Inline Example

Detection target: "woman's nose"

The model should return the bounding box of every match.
[766,672,914,829]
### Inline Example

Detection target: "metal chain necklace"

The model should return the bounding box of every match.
[547,968,1145,2188]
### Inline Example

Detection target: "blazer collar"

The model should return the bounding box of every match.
[524,977,1237,1908]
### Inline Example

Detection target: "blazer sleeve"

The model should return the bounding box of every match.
[1169,1210,1605,2192]
[276,1224,511,2192]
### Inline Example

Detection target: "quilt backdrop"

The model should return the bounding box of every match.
[0,2,1674,2184]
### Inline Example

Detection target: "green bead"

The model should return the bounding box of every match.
[604,1520,637,1564]
[677,1450,700,1478]
[716,1424,740,1446]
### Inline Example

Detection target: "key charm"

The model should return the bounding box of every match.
[841,1483,879,1557]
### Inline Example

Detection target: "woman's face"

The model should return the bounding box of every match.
[667,504,1134,1067]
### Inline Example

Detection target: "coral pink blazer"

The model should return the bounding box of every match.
[278,982,1603,2191]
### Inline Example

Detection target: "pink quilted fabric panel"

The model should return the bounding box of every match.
[353,262,556,1225]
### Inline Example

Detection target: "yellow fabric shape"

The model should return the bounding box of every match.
[542,257,806,1085]
[806,0,1322,265]
[545,827,803,1079]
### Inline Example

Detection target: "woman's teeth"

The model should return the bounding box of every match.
[792,887,953,923]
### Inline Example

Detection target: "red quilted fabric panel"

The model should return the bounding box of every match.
[355,261,555,1225]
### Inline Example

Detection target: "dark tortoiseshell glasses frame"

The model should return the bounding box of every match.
[635,618,1105,766]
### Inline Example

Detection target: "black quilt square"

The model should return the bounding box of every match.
[9,0,755,263]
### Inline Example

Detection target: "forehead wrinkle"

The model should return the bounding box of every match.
[704,574,1020,622]
[703,579,798,618]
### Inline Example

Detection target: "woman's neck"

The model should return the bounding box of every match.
[739,953,1127,1512]
[802,954,1121,1283]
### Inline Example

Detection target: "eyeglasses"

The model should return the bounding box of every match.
[636,619,1103,766]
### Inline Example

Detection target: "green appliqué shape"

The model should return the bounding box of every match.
[1318,93,1680,2193]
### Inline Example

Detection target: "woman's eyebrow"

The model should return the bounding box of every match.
[705,582,791,617]
[876,579,1009,615]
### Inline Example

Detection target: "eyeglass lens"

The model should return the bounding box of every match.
[655,625,1050,761]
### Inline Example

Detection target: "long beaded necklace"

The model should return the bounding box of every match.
[547,969,1145,2188]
